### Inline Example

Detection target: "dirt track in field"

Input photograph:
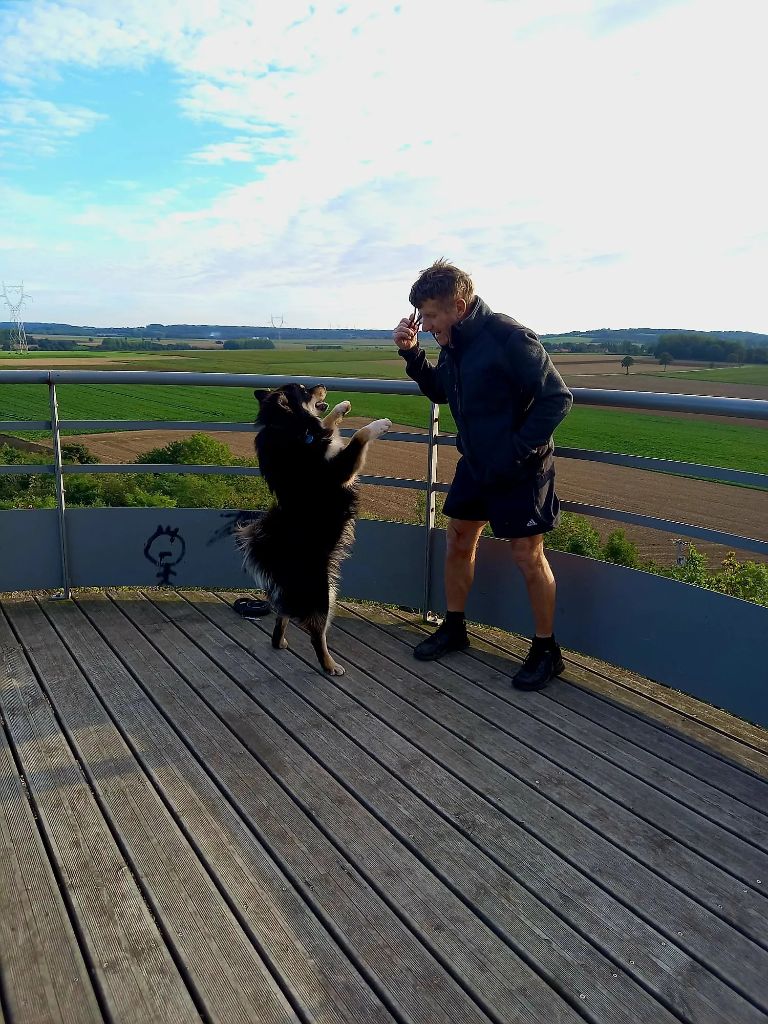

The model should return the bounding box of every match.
[71,418,767,567]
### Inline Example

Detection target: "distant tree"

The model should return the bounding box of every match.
[621,356,635,375]
[658,352,673,370]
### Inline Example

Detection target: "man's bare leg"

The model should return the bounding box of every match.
[445,518,487,611]
[507,534,563,689]
[414,518,485,661]
[507,534,556,636]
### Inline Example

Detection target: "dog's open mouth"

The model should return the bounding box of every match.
[315,401,329,413]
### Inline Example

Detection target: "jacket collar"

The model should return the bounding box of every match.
[450,295,493,347]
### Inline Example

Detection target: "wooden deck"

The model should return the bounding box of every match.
[1,590,767,1024]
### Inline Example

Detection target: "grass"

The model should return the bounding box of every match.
[1,348,765,474]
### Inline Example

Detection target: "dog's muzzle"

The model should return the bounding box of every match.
[315,401,329,412]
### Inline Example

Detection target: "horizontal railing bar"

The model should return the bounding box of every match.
[60,419,255,432]
[555,447,768,489]
[60,463,262,477]
[340,428,428,444]
[0,464,55,475]
[56,464,430,491]
[569,386,768,420]
[561,500,768,554]
[0,421,52,431]
[358,474,427,491]
[1,369,766,419]
[55,421,431,444]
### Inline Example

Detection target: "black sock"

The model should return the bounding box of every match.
[445,611,466,633]
[532,634,556,650]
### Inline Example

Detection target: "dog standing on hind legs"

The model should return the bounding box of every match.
[236,383,391,675]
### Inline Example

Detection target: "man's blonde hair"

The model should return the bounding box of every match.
[408,259,474,307]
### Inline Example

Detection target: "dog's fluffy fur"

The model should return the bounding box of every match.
[236,383,391,675]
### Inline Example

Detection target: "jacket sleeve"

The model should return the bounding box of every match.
[398,344,448,404]
[503,328,573,464]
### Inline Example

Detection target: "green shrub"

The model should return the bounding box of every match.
[602,529,640,568]
[545,511,603,559]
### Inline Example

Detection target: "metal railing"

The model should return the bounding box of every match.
[1,369,767,604]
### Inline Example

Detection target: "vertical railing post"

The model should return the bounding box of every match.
[422,401,440,623]
[48,378,71,599]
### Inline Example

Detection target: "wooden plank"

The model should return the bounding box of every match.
[383,614,768,853]
[151,589,584,1024]
[0,603,201,1024]
[7,597,299,1024]
[0,637,103,1024]
[463,634,768,848]
[196,597,684,1024]
[327,604,768,1004]
[206,593,768,1024]
[108,591,496,1024]
[458,614,768,809]
[72,591,397,1024]
[340,606,768,913]
[459,614,768,776]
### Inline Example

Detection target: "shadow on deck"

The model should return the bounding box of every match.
[1,590,767,1024]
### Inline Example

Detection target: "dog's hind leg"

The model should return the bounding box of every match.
[307,615,344,676]
[272,615,290,650]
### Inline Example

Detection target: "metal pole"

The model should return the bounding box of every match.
[422,402,440,623]
[48,379,71,598]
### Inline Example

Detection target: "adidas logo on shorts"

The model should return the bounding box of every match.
[526,519,538,527]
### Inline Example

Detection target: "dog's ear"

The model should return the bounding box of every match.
[253,389,271,403]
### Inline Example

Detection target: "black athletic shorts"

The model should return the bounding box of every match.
[442,456,561,538]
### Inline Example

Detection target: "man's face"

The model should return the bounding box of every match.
[418,296,467,347]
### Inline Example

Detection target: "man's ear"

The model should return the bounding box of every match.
[254,388,271,402]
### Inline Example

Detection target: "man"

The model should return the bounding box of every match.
[393,260,573,690]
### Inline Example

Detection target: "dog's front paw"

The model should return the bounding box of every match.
[333,400,351,417]
[326,662,346,676]
[368,418,392,439]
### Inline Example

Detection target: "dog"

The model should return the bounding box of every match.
[236,382,391,675]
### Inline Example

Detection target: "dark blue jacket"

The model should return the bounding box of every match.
[399,296,573,486]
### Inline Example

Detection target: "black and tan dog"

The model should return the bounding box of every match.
[236,383,391,675]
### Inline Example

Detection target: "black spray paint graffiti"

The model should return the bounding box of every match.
[144,525,186,585]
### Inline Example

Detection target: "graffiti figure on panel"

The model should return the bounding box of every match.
[144,525,186,585]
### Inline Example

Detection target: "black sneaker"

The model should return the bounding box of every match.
[413,620,470,661]
[512,640,564,691]
[233,597,271,620]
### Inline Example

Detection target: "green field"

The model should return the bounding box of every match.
[1,348,765,473]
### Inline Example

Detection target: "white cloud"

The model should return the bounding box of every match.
[0,0,767,331]
[0,97,104,155]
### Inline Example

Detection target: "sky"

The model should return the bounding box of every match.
[0,0,766,333]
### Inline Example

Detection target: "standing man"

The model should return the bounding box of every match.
[393,260,573,690]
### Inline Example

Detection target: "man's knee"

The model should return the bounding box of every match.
[509,536,550,576]
[446,519,485,559]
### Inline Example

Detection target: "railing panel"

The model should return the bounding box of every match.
[61,509,425,609]
[428,532,768,727]
[0,510,63,591]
